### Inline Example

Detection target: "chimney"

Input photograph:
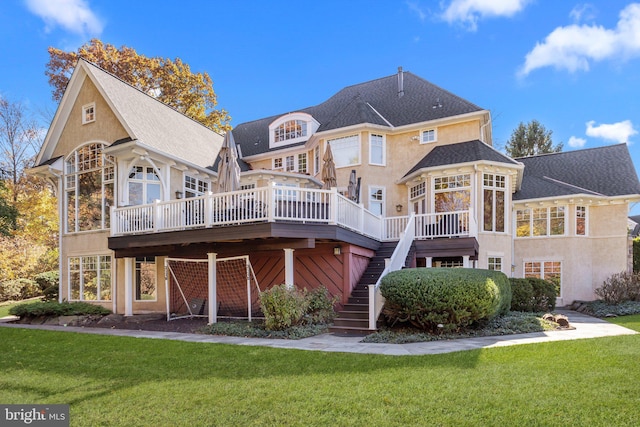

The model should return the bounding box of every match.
[397,66,404,98]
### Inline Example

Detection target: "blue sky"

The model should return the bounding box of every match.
[3,0,640,206]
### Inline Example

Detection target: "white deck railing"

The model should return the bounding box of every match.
[111,184,384,240]
[382,209,477,241]
[369,214,417,330]
[112,187,477,243]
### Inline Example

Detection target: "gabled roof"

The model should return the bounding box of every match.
[36,59,223,170]
[403,140,519,179]
[233,70,484,157]
[513,144,640,200]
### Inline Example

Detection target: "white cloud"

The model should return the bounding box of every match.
[406,1,428,22]
[585,120,637,144]
[567,136,587,148]
[519,3,640,76]
[25,0,103,36]
[441,0,530,31]
[569,3,598,24]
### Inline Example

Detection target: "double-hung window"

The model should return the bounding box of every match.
[483,174,506,232]
[369,134,385,165]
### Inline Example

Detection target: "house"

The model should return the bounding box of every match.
[31,60,640,331]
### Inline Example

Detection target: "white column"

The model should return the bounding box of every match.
[426,257,432,268]
[463,255,470,268]
[124,257,134,316]
[284,248,295,289]
[208,252,217,325]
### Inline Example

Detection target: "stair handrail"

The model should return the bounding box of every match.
[368,213,416,330]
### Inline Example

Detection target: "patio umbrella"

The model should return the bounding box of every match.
[215,131,241,193]
[347,169,357,201]
[321,143,337,189]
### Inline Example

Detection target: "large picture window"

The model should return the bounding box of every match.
[516,206,565,237]
[65,143,114,233]
[69,255,111,301]
[329,135,360,168]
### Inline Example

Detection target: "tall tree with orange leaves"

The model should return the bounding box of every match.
[46,39,231,132]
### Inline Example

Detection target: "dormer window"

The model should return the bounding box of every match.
[269,112,319,148]
[82,103,95,124]
[275,120,307,142]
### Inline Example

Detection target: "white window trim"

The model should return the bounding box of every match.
[369,133,386,166]
[68,254,112,302]
[575,205,588,236]
[368,185,385,216]
[273,153,307,173]
[82,102,96,124]
[515,205,568,238]
[183,174,210,198]
[329,134,361,169]
[482,173,507,234]
[135,257,157,302]
[522,260,563,297]
[420,128,437,144]
[268,112,319,148]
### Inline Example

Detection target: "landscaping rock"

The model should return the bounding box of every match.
[97,313,125,325]
[124,313,165,324]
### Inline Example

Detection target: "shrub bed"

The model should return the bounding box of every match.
[510,278,556,312]
[9,301,111,318]
[34,270,59,301]
[596,271,640,304]
[259,285,336,331]
[380,268,511,332]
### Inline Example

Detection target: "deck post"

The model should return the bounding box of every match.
[368,284,376,330]
[268,182,276,222]
[329,187,338,225]
[207,252,217,324]
[124,257,134,316]
[204,192,213,227]
[284,248,295,289]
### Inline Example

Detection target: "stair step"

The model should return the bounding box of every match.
[332,318,369,329]
[342,303,368,312]
[335,310,369,319]
[328,325,373,335]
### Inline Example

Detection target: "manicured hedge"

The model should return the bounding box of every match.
[380,268,511,332]
[509,278,556,312]
[9,301,111,318]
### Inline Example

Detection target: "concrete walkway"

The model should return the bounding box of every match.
[0,310,636,356]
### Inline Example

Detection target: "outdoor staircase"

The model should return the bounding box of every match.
[330,241,415,334]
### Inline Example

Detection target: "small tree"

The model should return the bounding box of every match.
[505,120,562,158]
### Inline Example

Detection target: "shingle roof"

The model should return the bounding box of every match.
[403,140,519,178]
[82,60,223,169]
[232,70,484,157]
[513,144,640,200]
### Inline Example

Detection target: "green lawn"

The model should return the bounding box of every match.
[0,301,22,318]
[0,319,638,426]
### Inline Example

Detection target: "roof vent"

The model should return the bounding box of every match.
[397,66,404,98]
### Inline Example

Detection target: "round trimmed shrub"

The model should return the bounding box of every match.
[509,278,556,312]
[380,268,511,332]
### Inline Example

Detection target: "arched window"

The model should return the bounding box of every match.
[275,120,307,142]
[65,143,114,233]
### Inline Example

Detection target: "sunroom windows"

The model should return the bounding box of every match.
[65,143,114,233]
[434,174,470,212]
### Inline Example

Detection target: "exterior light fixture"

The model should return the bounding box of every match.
[175,191,184,199]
